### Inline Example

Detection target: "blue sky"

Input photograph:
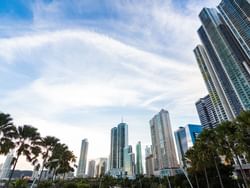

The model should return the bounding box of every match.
[0,0,220,170]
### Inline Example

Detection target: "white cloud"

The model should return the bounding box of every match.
[0,0,218,169]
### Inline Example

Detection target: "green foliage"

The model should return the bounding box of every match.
[37,180,53,188]
[77,182,90,188]
[185,110,250,187]
[11,179,28,188]
[0,113,16,155]
[63,182,78,188]
[47,143,76,178]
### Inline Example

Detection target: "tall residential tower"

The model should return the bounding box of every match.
[194,1,250,125]
[109,122,128,176]
[77,139,88,177]
[136,141,143,175]
[150,109,179,176]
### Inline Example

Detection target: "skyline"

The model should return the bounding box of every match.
[0,0,221,170]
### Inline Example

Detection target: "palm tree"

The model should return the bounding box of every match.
[37,136,60,184]
[234,111,250,161]
[6,125,41,188]
[185,148,201,188]
[57,149,76,180]
[186,139,214,188]
[198,129,224,188]
[0,113,17,154]
[47,143,76,181]
[215,121,249,188]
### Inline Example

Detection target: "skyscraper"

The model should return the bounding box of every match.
[195,95,219,129]
[145,146,154,176]
[194,45,230,121]
[201,8,250,111]
[109,122,128,176]
[95,158,107,178]
[150,109,179,176]
[117,123,128,169]
[174,124,202,167]
[218,0,250,58]
[87,160,96,178]
[136,141,143,175]
[0,151,14,179]
[110,127,118,169]
[195,5,250,121]
[77,139,88,177]
[123,145,135,177]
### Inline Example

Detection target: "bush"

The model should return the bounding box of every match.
[37,181,53,188]
[77,182,90,188]
[64,182,78,188]
[12,179,28,188]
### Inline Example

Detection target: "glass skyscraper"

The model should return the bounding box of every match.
[109,122,128,176]
[136,141,143,175]
[194,2,250,122]
[194,45,230,121]
[123,145,135,177]
[77,139,88,177]
[150,109,179,176]
[218,0,250,58]
[174,124,203,167]
[117,123,128,169]
[110,127,118,169]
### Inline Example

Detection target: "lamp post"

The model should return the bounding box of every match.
[179,167,193,188]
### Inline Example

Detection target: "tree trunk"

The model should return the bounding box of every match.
[63,172,66,180]
[204,167,210,188]
[235,154,249,188]
[6,155,19,188]
[52,169,56,182]
[194,174,199,188]
[213,156,224,188]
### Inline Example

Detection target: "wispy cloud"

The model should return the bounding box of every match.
[0,0,220,169]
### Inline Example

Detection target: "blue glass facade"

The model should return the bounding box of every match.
[110,122,128,172]
[117,123,128,168]
[194,46,229,122]
[218,0,250,57]
[195,6,250,119]
[198,26,243,116]
[174,124,202,167]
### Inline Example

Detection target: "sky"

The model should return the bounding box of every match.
[0,0,220,170]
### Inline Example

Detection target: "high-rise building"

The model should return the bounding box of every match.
[194,45,230,121]
[136,141,143,175]
[196,7,250,118]
[117,123,128,168]
[109,122,128,176]
[195,95,219,129]
[110,127,118,170]
[77,139,88,177]
[95,158,107,178]
[123,145,135,177]
[87,160,96,178]
[150,109,179,176]
[174,124,203,168]
[0,151,14,179]
[218,0,250,58]
[145,146,154,176]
